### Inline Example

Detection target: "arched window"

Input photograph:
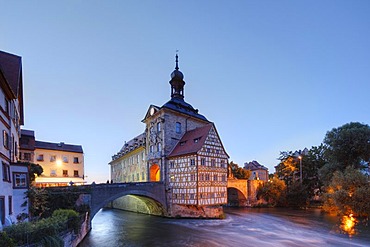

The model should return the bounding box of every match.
[157,122,161,132]
[157,142,162,152]
[176,122,181,134]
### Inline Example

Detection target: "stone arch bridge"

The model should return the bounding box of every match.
[46,179,262,220]
[46,182,167,219]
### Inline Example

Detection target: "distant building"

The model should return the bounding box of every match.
[110,55,229,218]
[0,50,27,229]
[244,160,269,181]
[20,129,85,187]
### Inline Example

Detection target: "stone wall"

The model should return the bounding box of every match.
[62,212,91,247]
[171,204,224,218]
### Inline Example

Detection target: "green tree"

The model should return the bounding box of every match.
[257,177,286,206]
[27,187,50,219]
[301,145,326,198]
[275,151,298,186]
[322,166,370,217]
[29,162,43,183]
[322,122,370,174]
[228,161,251,179]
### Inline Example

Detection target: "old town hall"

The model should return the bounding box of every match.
[110,55,229,218]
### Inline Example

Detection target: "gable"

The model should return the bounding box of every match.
[142,104,160,122]
[198,125,229,159]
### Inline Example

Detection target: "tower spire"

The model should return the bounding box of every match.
[169,52,185,100]
[175,50,179,70]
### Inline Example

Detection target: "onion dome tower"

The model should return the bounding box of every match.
[169,53,185,100]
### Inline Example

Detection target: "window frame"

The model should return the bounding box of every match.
[13,172,28,189]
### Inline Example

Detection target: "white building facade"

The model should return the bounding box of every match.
[0,51,28,229]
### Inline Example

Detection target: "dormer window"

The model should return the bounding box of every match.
[194,137,201,143]
[180,141,186,146]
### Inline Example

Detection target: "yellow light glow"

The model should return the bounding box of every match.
[340,214,357,236]
[56,159,62,166]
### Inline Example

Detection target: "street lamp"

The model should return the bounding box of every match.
[298,155,302,183]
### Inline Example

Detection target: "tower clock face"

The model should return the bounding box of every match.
[150,107,155,116]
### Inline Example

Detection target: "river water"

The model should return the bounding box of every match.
[80,208,369,247]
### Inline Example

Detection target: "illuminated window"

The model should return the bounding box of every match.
[176,122,181,134]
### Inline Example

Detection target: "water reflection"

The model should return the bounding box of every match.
[340,214,357,236]
[80,208,370,247]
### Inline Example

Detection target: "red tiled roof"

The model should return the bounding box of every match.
[168,124,213,157]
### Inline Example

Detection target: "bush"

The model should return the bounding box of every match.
[4,209,80,246]
[52,209,80,233]
[0,231,15,247]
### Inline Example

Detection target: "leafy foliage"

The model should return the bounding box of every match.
[257,177,286,206]
[322,166,370,217]
[4,209,80,246]
[0,231,15,247]
[229,161,251,179]
[323,122,370,173]
[27,187,50,219]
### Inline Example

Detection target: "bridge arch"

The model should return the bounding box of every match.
[227,187,247,207]
[227,179,248,207]
[73,182,167,220]
[90,187,166,219]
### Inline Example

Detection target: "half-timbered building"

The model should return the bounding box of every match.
[110,55,229,218]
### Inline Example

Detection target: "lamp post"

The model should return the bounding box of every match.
[298,155,302,183]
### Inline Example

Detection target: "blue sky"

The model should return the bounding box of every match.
[1,1,369,183]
